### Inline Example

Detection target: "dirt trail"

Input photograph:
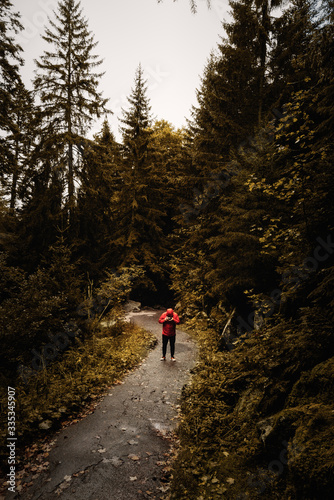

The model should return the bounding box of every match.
[9,309,197,500]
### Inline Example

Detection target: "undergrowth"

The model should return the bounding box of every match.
[169,312,334,500]
[0,320,156,473]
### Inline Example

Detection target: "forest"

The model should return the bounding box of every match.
[1,0,334,498]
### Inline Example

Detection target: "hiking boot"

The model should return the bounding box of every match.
[160,356,166,361]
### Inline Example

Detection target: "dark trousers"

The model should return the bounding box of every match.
[162,334,176,357]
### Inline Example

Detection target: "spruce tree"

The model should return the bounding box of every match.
[149,120,186,231]
[187,0,283,190]
[231,0,334,323]
[172,0,290,325]
[76,118,122,276]
[33,0,109,223]
[6,82,36,210]
[119,63,152,171]
[270,0,320,108]
[113,65,166,300]
[0,0,24,191]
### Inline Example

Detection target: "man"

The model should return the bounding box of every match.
[158,308,180,361]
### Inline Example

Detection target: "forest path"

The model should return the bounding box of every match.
[12,309,197,500]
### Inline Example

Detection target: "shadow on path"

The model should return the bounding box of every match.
[9,309,197,500]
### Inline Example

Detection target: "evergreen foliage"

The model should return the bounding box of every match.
[33,0,109,223]
[113,65,168,300]
[1,0,334,497]
[169,2,334,497]
[75,118,121,277]
[0,0,25,204]
[0,0,23,136]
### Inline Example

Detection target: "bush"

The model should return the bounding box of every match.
[170,313,334,499]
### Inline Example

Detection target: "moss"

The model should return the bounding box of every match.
[170,314,334,499]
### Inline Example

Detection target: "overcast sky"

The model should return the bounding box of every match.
[12,0,230,139]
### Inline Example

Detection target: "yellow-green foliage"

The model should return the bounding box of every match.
[170,315,334,499]
[0,321,156,464]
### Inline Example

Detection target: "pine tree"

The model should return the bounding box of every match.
[149,120,186,231]
[270,0,320,109]
[113,66,167,300]
[233,0,334,318]
[119,63,152,171]
[171,0,291,325]
[0,0,24,190]
[75,118,122,276]
[313,0,334,140]
[14,159,64,272]
[187,0,282,190]
[6,82,36,210]
[33,0,109,223]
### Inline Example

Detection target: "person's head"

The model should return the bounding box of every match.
[167,308,174,316]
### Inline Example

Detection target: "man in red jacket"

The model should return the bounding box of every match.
[158,308,180,361]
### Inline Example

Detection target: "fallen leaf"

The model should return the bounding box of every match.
[103,457,123,467]
[130,476,137,481]
[38,420,52,430]
[128,454,140,461]
[223,451,229,457]
[64,475,72,482]
[226,477,235,485]
[97,448,107,453]
[158,485,170,493]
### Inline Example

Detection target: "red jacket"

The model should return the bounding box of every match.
[159,310,180,337]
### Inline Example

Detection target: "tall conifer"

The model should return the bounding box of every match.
[33,0,109,223]
[0,0,24,191]
[113,66,166,299]
[172,0,288,324]
[75,118,121,276]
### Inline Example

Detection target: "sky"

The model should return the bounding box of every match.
[12,0,231,140]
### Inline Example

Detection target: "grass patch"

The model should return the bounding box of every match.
[0,320,157,474]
